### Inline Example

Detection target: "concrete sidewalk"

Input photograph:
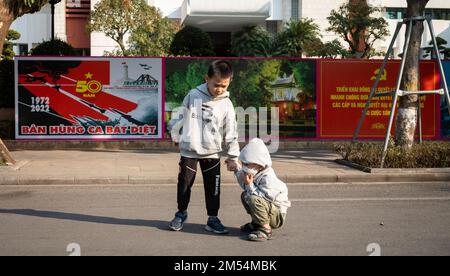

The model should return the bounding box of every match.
[1,149,450,185]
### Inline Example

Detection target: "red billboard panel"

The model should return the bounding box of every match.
[318,60,440,139]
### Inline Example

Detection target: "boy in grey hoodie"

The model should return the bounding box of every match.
[168,60,240,234]
[235,138,291,241]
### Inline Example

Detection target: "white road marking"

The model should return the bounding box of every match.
[291,197,450,202]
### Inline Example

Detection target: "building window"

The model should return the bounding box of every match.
[386,10,397,19]
[18,44,28,56]
[67,0,81,8]
[266,21,279,34]
[291,0,299,21]
[385,7,450,20]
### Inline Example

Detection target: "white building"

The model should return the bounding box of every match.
[10,1,66,55]
[11,0,90,56]
[9,0,450,58]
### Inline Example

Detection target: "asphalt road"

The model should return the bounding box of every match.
[0,182,449,256]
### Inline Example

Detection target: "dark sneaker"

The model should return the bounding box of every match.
[169,211,187,231]
[248,228,272,242]
[240,222,257,233]
[205,217,229,234]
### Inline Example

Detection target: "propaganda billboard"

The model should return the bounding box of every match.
[318,60,440,139]
[442,61,450,138]
[15,57,163,139]
[165,58,317,140]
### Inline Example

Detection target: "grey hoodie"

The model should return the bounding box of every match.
[235,138,291,214]
[168,83,240,160]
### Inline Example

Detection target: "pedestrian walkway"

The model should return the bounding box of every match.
[0,149,449,185]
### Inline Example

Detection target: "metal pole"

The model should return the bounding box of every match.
[353,21,403,142]
[380,20,413,168]
[427,18,450,116]
[418,95,423,143]
[51,2,55,40]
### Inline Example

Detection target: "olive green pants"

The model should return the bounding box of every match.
[241,192,285,229]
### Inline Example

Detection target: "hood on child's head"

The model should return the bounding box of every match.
[239,138,272,168]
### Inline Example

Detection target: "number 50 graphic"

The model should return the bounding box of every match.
[76,80,102,94]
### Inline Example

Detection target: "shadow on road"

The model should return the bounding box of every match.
[0,208,244,238]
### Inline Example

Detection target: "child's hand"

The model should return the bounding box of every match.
[242,173,254,185]
[225,159,238,172]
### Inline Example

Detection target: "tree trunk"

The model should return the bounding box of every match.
[394,0,429,149]
[0,4,14,55]
[349,0,368,58]
[0,3,15,164]
[0,1,49,165]
[115,34,128,56]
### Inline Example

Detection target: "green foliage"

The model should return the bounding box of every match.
[335,141,450,168]
[30,38,76,56]
[128,13,178,56]
[2,30,21,60]
[7,0,49,17]
[89,0,164,56]
[423,36,450,59]
[231,26,281,57]
[170,26,215,57]
[327,2,389,58]
[165,61,208,103]
[230,60,281,108]
[231,19,322,58]
[305,38,348,58]
[0,59,14,108]
[22,0,48,7]
[277,19,322,57]
[166,59,317,110]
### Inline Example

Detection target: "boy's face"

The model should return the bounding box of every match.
[243,163,264,171]
[205,75,231,97]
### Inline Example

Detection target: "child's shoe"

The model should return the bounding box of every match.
[169,211,188,231]
[205,216,229,234]
[240,222,257,233]
[248,228,272,242]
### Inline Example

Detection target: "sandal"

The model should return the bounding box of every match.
[240,222,257,233]
[248,228,272,242]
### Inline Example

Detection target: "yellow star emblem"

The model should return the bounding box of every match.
[85,72,93,79]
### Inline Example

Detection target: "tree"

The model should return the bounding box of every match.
[304,38,347,58]
[231,26,280,57]
[277,19,322,57]
[170,26,215,57]
[0,0,49,165]
[0,30,18,111]
[88,0,161,56]
[0,0,48,53]
[2,29,20,60]
[165,61,208,103]
[394,0,429,149]
[423,36,450,59]
[128,12,178,56]
[230,60,281,108]
[327,1,389,58]
[30,38,76,55]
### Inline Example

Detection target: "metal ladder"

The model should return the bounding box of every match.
[353,16,450,168]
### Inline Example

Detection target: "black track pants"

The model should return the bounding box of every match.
[177,157,221,217]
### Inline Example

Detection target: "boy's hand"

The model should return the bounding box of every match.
[242,173,254,186]
[225,159,238,172]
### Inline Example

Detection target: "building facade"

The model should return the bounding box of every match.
[9,0,450,58]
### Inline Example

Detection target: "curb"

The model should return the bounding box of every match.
[3,140,337,151]
[1,173,449,185]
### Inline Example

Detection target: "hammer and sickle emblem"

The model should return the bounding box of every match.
[371,69,387,81]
